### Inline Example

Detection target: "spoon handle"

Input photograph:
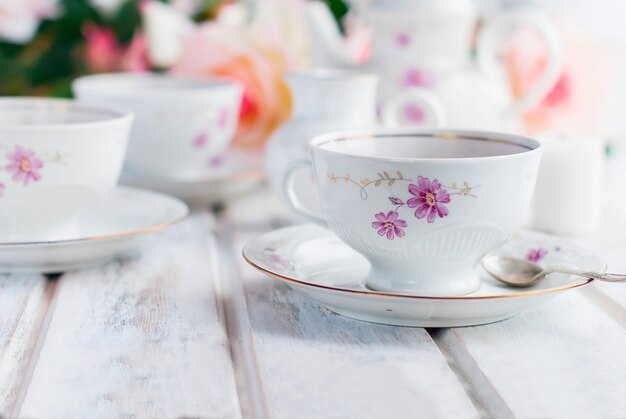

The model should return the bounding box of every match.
[587,272,626,282]
[548,267,626,283]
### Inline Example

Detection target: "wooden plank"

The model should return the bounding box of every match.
[18,215,241,418]
[452,289,626,418]
[0,274,49,416]
[213,221,269,419]
[222,189,479,418]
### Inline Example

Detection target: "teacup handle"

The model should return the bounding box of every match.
[477,8,564,116]
[282,159,327,226]
[382,87,447,128]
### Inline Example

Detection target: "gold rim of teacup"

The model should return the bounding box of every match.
[0,97,134,131]
[310,128,542,163]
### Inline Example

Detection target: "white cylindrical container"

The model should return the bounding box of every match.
[528,133,606,235]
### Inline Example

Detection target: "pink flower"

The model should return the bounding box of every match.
[6,145,44,186]
[403,103,425,124]
[217,108,229,130]
[208,154,224,168]
[82,23,123,73]
[526,248,548,263]
[372,211,407,240]
[396,32,411,47]
[192,133,209,149]
[403,68,434,89]
[407,176,451,223]
[268,253,293,271]
[83,22,149,73]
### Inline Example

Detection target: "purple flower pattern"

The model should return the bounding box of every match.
[192,133,209,149]
[328,171,476,240]
[407,176,451,223]
[370,176,475,240]
[372,211,407,240]
[396,32,411,47]
[526,248,548,263]
[6,145,43,185]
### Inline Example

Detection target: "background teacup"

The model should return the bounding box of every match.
[0,98,133,241]
[72,72,243,179]
[283,129,542,296]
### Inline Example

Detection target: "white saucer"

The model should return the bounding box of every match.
[243,225,606,327]
[120,148,263,205]
[0,186,188,273]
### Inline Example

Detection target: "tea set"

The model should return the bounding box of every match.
[1,2,623,327]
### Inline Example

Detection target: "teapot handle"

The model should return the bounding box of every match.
[381,87,447,128]
[476,9,564,117]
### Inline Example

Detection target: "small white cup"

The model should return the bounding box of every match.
[283,129,542,296]
[0,98,133,241]
[72,72,243,179]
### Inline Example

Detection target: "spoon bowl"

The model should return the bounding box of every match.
[482,255,626,287]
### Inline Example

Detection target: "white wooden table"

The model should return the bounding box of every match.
[1,180,625,418]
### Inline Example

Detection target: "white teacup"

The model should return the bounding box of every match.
[0,98,133,241]
[283,129,542,296]
[72,72,243,179]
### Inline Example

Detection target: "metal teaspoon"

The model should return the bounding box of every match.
[481,255,626,287]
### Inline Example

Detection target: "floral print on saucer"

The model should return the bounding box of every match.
[243,225,605,327]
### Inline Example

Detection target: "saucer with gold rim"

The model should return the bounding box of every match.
[0,186,188,273]
[120,148,263,205]
[243,224,605,327]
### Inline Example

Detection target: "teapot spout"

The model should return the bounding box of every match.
[305,1,371,67]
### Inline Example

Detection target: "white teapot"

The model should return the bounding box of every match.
[368,1,563,131]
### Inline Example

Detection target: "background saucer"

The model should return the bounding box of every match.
[120,148,263,205]
[0,186,188,273]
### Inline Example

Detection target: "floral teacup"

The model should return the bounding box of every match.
[73,73,243,179]
[283,129,542,296]
[0,98,133,241]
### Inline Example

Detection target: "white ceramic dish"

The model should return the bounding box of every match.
[0,186,188,273]
[0,97,133,241]
[243,224,605,328]
[72,72,243,178]
[120,148,263,205]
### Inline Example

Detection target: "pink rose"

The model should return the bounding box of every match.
[82,23,122,73]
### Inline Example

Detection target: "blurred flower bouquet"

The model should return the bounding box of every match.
[0,0,350,148]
